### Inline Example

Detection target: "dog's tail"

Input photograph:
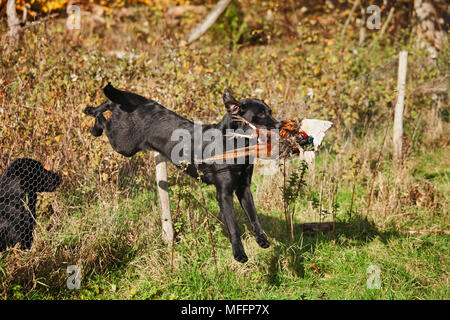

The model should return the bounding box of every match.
[103,83,149,112]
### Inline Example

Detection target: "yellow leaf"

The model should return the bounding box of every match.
[313,66,321,76]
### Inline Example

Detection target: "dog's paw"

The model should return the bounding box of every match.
[90,127,103,137]
[256,234,270,248]
[234,252,249,263]
[233,246,249,263]
[84,106,95,116]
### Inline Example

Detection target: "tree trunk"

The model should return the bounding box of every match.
[413,0,448,56]
[187,0,232,44]
[6,0,20,47]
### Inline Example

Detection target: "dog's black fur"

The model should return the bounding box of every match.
[0,158,61,252]
[84,84,281,263]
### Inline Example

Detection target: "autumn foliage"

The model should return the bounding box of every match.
[0,0,215,14]
[0,0,447,300]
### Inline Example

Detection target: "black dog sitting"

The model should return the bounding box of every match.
[84,84,281,263]
[0,158,61,252]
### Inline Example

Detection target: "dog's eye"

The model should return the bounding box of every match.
[257,113,266,118]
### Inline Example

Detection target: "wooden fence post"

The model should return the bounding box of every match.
[154,152,174,244]
[393,51,408,162]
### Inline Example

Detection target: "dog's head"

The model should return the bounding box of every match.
[4,158,62,193]
[223,91,281,130]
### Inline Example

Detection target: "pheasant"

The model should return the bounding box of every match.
[204,115,332,164]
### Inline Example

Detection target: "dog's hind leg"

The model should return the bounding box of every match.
[88,115,107,137]
[83,100,112,117]
[84,101,112,137]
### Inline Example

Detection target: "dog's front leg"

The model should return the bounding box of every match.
[236,185,270,249]
[216,184,248,263]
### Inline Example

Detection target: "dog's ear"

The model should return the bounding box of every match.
[223,91,240,114]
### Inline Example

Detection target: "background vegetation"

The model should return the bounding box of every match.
[0,0,448,299]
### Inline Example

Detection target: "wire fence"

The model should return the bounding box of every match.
[0,143,159,252]
[0,158,61,251]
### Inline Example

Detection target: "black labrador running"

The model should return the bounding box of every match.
[84,84,281,263]
[0,158,61,252]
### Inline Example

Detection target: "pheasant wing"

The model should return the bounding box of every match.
[300,119,333,151]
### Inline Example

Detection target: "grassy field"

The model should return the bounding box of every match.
[0,2,448,300]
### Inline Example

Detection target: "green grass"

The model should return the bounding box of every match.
[3,158,448,300]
